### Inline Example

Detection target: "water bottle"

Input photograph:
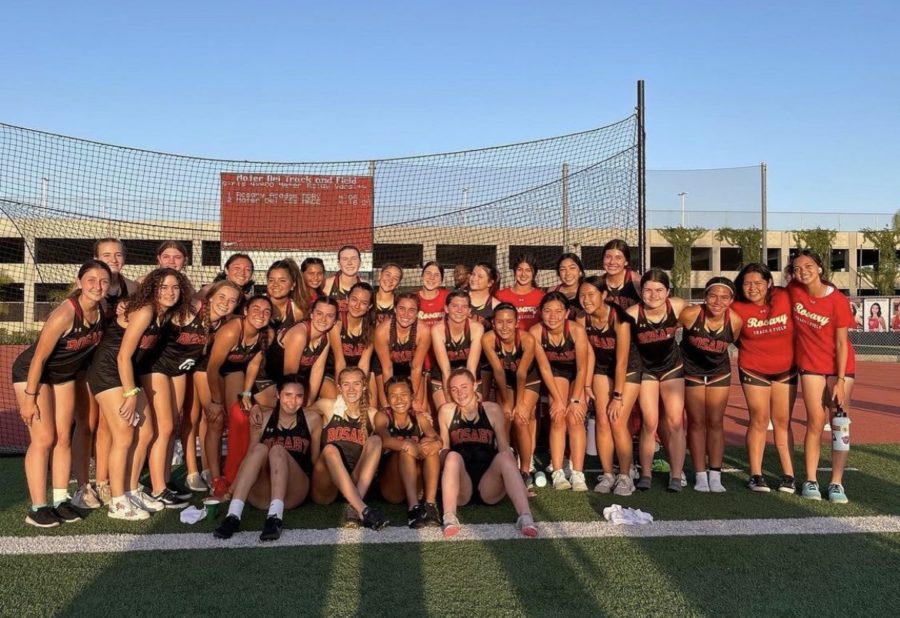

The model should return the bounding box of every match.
[533,470,548,488]
[831,405,850,452]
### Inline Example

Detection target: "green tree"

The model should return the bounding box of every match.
[659,226,706,297]
[858,228,900,295]
[715,227,762,269]
[793,228,837,280]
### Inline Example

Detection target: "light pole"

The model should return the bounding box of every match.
[678,192,687,227]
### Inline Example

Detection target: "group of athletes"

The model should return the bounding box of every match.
[14,237,856,540]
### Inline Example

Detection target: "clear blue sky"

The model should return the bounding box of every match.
[1,1,898,215]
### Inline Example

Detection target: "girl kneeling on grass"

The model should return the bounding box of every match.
[438,368,537,539]
[375,376,443,529]
[309,367,388,530]
[213,375,322,542]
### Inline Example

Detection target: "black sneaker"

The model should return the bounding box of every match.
[152,488,189,509]
[342,505,361,529]
[778,475,796,494]
[423,502,442,527]
[407,504,427,529]
[748,475,771,493]
[213,515,241,539]
[25,506,62,528]
[52,501,83,523]
[259,516,283,541]
[166,481,193,500]
[361,506,388,531]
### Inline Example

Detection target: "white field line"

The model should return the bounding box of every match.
[2,515,899,556]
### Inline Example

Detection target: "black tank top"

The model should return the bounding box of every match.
[328,274,355,320]
[220,319,264,375]
[443,318,472,370]
[194,316,227,373]
[388,317,417,378]
[375,298,395,325]
[87,312,165,391]
[322,412,367,471]
[262,406,314,475]
[606,270,642,310]
[540,321,576,374]
[152,306,212,375]
[681,307,734,376]
[469,295,494,329]
[386,410,422,441]
[586,305,642,376]
[494,330,539,386]
[326,314,368,376]
[12,298,105,384]
[449,404,497,461]
[633,300,681,373]
[269,299,298,332]
[103,273,130,320]
[297,321,329,379]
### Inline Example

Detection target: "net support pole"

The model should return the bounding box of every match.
[637,80,646,272]
[760,161,767,264]
[369,160,376,279]
[561,163,570,252]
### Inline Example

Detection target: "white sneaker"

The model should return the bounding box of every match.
[681,473,688,488]
[630,464,640,481]
[108,497,150,521]
[613,474,635,496]
[708,470,726,493]
[201,469,213,487]
[694,471,710,492]
[551,468,571,490]
[562,458,573,480]
[185,472,209,492]
[570,470,588,492]
[72,483,102,509]
[129,487,164,513]
[594,473,616,494]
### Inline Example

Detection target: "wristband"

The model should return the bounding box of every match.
[24,389,38,397]
[570,398,581,404]
[612,391,622,399]
[239,391,252,398]
[123,387,141,398]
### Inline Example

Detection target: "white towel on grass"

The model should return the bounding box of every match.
[603,504,654,525]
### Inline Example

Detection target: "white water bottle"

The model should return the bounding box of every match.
[831,406,850,452]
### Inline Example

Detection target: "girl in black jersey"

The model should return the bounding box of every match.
[326,282,376,387]
[374,263,402,324]
[323,245,362,321]
[281,297,338,402]
[375,377,443,528]
[213,377,323,542]
[678,277,743,493]
[88,268,194,521]
[601,239,642,310]
[14,260,110,528]
[204,296,273,496]
[578,276,641,496]
[299,257,326,316]
[625,269,689,493]
[133,241,189,286]
[550,253,586,312]
[482,303,541,487]
[467,262,499,327]
[374,293,433,414]
[146,280,241,506]
[196,253,254,312]
[438,369,537,539]
[310,367,388,530]
[529,292,590,492]
[431,290,485,409]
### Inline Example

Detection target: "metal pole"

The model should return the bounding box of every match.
[462,187,468,226]
[636,80,646,271]
[678,192,687,227]
[368,161,376,281]
[760,162,767,265]
[561,163,570,252]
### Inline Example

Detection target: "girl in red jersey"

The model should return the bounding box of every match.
[213,377,322,542]
[530,292,590,491]
[482,303,541,487]
[578,276,642,496]
[299,257,326,316]
[601,239,642,310]
[323,245,363,321]
[14,260,111,527]
[310,367,388,530]
[432,291,485,409]
[417,261,450,326]
[374,293,433,414]
[787,250,856,504]
[867,302,886,332]
[438,369,537,538]
[375,376,443,528]
[625,269,689,493]
[496,254,545,331]
[678,277,743,493]
[732,264,797,493]
[281,297,339,401]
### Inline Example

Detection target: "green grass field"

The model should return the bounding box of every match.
[2,444,899,616]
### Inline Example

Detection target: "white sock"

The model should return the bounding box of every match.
[267,499,284,519]
[227,498,245,520]
[52,488,68,506]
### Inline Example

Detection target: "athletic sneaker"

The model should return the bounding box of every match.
[801,480,822,501]
[613,474,635,497]
[259,515,284,541]
[108,499,150,521]
[129,488,165,513]
[570,471,588,492]
[361,506,388,531]
[516,514,538,538]
[25,506,61,528]
[423,502,442,527]
[213,514,241,539]
[594,473,616,494]
[443,513,461,539]
[166,481,193,500]
[96,482,112,506]
[666,476,682,493]
[630,464,640,481]
[342,505,361,529]
[407,504,427,529]
[72,484,102,509]
[694,471,710,493]
[52,501,83,523]
[778,475,796,494]
[748,475,771,493]
[551,468,571,490]
[636,476,653,491]
[185,473,209,492]
[152,488,189,510]
[708,470,726,493]
[827,483,849,504]
[201,469,213,487]
[680,473,688,488]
